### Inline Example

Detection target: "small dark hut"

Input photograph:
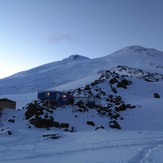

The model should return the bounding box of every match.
[0,98,16,109]
[37,90,74,107]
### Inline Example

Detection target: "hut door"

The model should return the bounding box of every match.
[56,93,60,100]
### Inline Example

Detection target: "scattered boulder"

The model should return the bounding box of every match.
[111,112,120,119]
[111,86,117,94]
[95,94,101,99]
[30,116,54,128]
[109,120,121,129]
[84,85,91,90]
[109,77,118,84]
[75,100,88,112]
[115,104,127,111]
[25,103,44,120]
[69,127,75,132]
[127,104,136,109]
[95,125,104,131]
[154,93,160,98]
[8,119,15,123]
[86,121,95,126]
[117,79,131,89]
[8,130,12,135]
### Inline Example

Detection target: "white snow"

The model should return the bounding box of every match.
[0,45,163,163]
[1,129,163,163]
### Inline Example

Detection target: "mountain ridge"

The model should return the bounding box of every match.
[0,45,163,95]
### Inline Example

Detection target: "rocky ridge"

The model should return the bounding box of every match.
[1,65,162,135]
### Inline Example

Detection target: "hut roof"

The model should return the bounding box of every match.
[0,98,16,103]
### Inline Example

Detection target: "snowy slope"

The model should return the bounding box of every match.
[1,46,163,163]
[0,46,163,95]
[108,45,163,73]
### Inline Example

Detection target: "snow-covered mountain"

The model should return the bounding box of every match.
[1,45,163,163]
[0,45,163,95]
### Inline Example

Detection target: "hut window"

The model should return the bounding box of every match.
[46,92,50,97]
[63,94,66,100]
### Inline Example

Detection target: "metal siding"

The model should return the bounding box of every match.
[38,91,74,106]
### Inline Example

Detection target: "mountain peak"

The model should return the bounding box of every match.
[62,54,90,62]
[113,45,163,58]
[123,45,148,52]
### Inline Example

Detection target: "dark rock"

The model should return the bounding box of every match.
[109,77,118,84]
[95,126,105,131]
[77,88,81,93]
[107,95,122,104]
[95,105,103,110]
[109,120,121,129]
[127,104,136,109]
[95,94,101,99]
[44,114,48,119]
[86,121,95,126]
[60,123,69,128]
[100,90,106,96]
[53,121,60,128]
[117,79,131,89]
[85,85,91,90]
[8,130,12,135]
[75,100,86,109]
[111,86,117,94]
[109,112,112,117]
[25,103,44,120]
[111,113,120,119]
[8,119,15,123]
[70,127,75,132]
[30,116,54,128]
[154,93,160,98]
[115,104,127,111]
[64,128,70,132]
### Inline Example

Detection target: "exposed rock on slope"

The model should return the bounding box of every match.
[1,65,163,134]
[22,66,139,130]
[1,45,163,95]
[111,65,163,82]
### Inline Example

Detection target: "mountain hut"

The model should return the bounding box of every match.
[37,90,74,107]
[0,98,16,109]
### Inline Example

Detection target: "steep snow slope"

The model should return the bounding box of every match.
[0,46,163,95]
[1,46,163,163]
[1,65,163,131]
[0,54,106,95]
[108,45,163,73]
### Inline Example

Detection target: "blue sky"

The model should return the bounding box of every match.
[0,0,163,78]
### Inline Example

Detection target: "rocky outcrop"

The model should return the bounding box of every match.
[154,93,160,98]
[109,120,121,129]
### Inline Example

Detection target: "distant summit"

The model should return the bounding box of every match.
[0,45,163,95]
[62,54,90,62]
[118,45,162,56]
[109,45,163,59]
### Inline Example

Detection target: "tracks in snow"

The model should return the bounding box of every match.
[128,139,163,163]
[1,132,163,162]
